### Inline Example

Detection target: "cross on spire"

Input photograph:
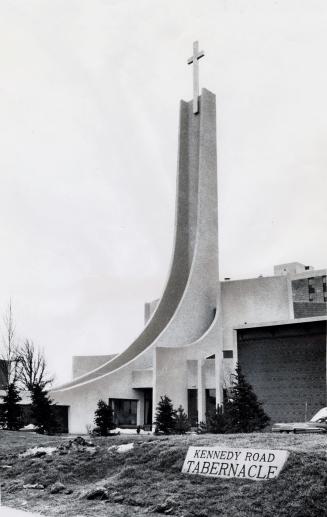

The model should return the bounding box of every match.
[187,41,205,114]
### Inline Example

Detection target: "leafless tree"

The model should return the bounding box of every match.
[0,301,20,386]
[18,339,53,391]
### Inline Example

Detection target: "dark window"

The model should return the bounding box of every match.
[188,389,198,426]
[205,389,216,416]
[144,389,152,427]
[223,350,233,359]
[308,278,315,301]
[109,399,137,426]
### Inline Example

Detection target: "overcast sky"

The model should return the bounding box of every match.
[1,0,326,383]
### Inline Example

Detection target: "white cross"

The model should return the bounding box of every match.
[187,41,205,114]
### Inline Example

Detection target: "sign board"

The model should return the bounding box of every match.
[182,446,289,481]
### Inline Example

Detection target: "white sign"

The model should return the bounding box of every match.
[182,446,289,481]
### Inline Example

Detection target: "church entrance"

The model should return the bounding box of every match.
[237,320,326,423]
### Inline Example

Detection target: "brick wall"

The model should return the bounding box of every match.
[237,321,326,423]
[292,277,327,318]
[294,302,327,318]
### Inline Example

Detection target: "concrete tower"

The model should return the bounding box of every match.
[52,44,222,432]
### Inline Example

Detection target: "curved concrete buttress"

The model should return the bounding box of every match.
[53,88,219,393]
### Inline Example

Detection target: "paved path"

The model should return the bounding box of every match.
[0,507,40,516]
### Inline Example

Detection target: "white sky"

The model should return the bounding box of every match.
[0,0,326,383]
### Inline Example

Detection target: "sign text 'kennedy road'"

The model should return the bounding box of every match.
[182,447,289,481]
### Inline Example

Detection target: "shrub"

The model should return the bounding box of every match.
[1,382,21,430]
[154,395,176,434]
[30,384,57,434]
[175,405,191,434]
[94,400,115,436]
[206,404,226,433]
[224,363,270,433]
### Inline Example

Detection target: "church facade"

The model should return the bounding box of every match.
[52,78,327,434]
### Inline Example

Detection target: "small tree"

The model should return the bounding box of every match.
[175,405,191,434]
[30,384,57,434]
[94,400,115,436]
[206,404,226,434]
[0,302,21,430]
[154,395,176,434]
[224,363,270,433]
[2,383,22,430]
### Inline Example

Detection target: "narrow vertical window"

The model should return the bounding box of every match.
[308,277,315,302]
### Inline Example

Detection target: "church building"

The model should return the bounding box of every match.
[52,44,327,434]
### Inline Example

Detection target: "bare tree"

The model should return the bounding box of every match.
[0,301,20,387]
[19,339,53,391]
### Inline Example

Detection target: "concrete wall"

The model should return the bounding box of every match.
[221,275,291,372]
[72,355,117,379]
[155,347,189,413]
[132,368,153,388]
[153,310,223,422]
[53,359,144,433]
[55,313,222,433]
[222,276,291,330]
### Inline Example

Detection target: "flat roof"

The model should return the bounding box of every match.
[234,315,327,330]
[221,267,326,284]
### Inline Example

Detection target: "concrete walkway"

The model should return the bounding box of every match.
[0,507,40,516]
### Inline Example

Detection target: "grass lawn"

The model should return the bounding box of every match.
[0,430,326,516]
